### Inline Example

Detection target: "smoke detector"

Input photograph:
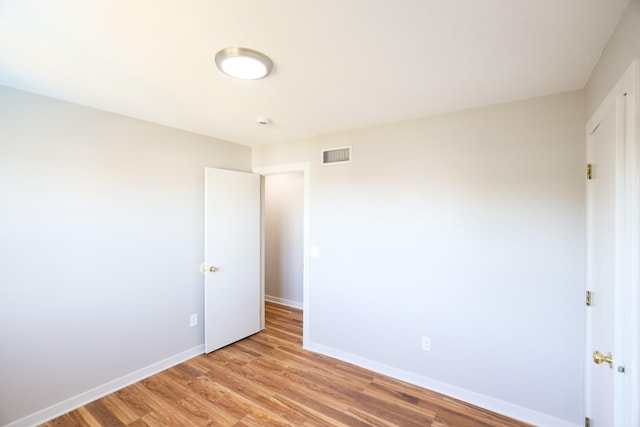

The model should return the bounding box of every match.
[256,117,272,126]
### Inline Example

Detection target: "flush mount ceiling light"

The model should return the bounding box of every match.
[215,47,273,80]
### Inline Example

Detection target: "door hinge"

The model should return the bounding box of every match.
[585,417,590,427]
[586,290,592,306]
[587,164,593,180]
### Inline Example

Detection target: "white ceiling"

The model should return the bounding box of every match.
[0,0,629,146]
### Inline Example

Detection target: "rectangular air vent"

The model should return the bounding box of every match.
[321,146,352,165]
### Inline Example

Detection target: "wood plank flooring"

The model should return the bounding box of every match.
[41,303,532,426]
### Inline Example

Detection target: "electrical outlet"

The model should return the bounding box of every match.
[421,336,431,351]
[190,313,198,327]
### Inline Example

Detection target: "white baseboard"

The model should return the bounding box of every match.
[265,295,303,310]
[304,341,579,427]
[6,345,204,427]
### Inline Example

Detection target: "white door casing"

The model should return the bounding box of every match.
[585,59,640,427]
[204,167,261,353]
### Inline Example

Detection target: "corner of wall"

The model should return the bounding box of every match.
[584,0,640,118]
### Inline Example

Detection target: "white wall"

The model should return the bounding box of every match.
[264,173,304,307]
[585,0,640,118]
[253,91,585,426]
[0,86,251,426]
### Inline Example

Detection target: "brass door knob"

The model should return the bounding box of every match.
[593,350,613,367]
[209,266,218,272]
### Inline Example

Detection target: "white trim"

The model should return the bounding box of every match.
[259,174,266,330]
[253,162,309,176]
[265,295,303,310]
[624,59,640,427]
[253,162,310,348]
[6,345,204,427]
[585,58,640,427]
[303,340,579,427]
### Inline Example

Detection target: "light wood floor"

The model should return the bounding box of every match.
[42,302,532,426]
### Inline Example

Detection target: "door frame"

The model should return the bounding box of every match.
[585,59,639,426]
[253,162,310,346]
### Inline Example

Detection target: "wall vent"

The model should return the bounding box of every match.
[321,146,352,165]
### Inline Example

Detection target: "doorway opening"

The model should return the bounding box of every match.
[254,163,310,347]
[264,172,304,309]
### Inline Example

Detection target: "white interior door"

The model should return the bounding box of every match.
[585,98,623,426]
[204,167,261,353]
[585,59,640,427]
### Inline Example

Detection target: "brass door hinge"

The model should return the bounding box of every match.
[586,290,592,306]
[587,164,593,180]
[585,416,590,427]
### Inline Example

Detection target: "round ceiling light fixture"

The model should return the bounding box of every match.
[215,47,273,80]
